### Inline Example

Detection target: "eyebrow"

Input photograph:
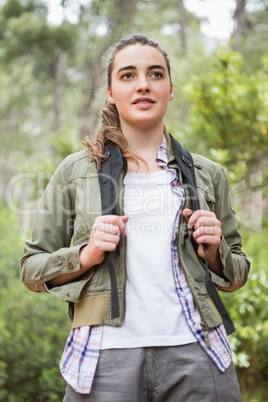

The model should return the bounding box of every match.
[116,64,166,75]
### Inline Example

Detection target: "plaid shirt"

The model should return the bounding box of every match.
[60,136,232,394]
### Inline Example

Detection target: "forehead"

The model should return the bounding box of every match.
[112,44,168,73]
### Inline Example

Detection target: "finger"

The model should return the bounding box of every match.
[197,237,221,255]
[193,225,221,240]
[89,230,120,254]
[194,216,221,230]
[183,209,195,238]
[182,208,192,221]
[92,222,120,237]
[94,215,129,236]
[117,215,129,236]
[101,231,121,245]
[193,230,221,251]
[104,216,128,236]
[94,228,121,244]
[185,210,202,229]
[188,211,218,229]
[89,236,118,255]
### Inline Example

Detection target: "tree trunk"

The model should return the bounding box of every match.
[232,0,248,51]
[80,54,105,140]
[178,0,188,56]
[53,50,67,131]
[79,0,139,140]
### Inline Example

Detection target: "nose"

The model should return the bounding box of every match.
[136,75,150,93]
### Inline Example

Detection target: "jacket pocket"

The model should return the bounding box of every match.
[197,188,215,211]
[198,294,223,329]
[88,264,102,286]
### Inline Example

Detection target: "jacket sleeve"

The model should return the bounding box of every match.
[20,159,91,302]
[210,164,251,292]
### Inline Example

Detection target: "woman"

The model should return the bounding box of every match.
[21,34,250,401]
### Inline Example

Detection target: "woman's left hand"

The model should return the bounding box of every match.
[183,208,222,261]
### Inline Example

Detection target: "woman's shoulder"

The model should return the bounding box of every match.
[53,149,97,182]
[62,149,91,167]
[191,153,227,186]
[192,153,225,173]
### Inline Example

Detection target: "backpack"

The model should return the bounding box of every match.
[83,134,235,335]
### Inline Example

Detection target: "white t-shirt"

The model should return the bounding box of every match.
[100,169,196,349]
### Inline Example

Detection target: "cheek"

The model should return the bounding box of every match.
[157,84,172,97]
[161,90,172,103]
[114,88,132,105]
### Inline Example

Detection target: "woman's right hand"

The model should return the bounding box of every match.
[47,215,128,288]
[79,215,129,270]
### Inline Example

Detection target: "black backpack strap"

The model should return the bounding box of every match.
[170,135,199,211]
[170,134,235,335]
[98,143,124,320]
[203,248,235,334]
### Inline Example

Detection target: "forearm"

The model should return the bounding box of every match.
[49,214,129,287]
[47,245,96,287]
[47,214,126,287]
[46,265,90,287]
[204,246,226,279]
[21,242,86,290]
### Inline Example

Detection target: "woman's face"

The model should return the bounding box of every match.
[107,44,173,131]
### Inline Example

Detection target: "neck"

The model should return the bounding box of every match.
[121,123,164,173]
[121,122,164,154]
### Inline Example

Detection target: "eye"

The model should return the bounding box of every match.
[151,71,163,78]
[121,73,134,80]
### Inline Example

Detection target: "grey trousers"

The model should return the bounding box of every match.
[63,343,242,402]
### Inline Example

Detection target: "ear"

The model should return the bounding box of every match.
[169,84,173,101]
[107,88,115,104]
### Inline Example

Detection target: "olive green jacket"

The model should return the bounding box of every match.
[21,130,250,332]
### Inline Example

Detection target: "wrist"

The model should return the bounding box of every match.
[79,245,94,271]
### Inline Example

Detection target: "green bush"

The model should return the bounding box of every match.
[0,207,70,401]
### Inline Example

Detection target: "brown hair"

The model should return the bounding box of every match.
[83,33,172,169]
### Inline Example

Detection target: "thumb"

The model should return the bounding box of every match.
[183,208,192,221]
[120,215,129,236]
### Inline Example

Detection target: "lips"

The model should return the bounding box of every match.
[133,97,155,104]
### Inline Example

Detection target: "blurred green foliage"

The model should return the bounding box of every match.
[223,229,268,401]
[182,43,268,401]
[0,207,70,400]
[183,50,268,182]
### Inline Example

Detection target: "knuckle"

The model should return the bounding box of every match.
[110,243,117,251]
